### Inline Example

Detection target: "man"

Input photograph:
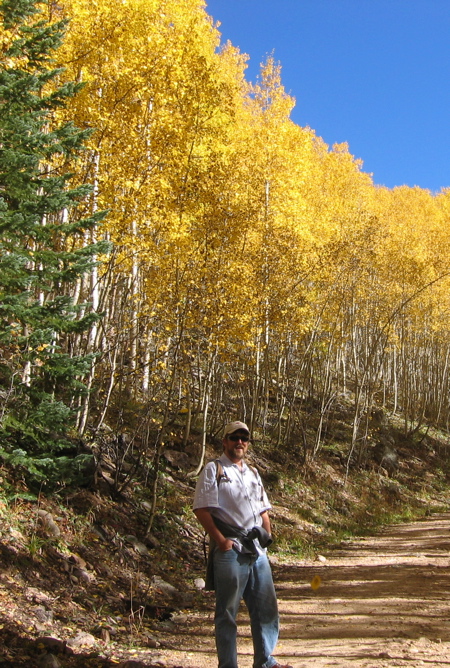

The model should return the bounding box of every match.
[193,421,293,668]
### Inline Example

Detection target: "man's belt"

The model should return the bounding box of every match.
[212,516,273,553]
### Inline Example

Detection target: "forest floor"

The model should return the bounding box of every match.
[2,412,450,667]
[2,511,450,667]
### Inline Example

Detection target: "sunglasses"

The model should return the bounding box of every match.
[228,434,249,443]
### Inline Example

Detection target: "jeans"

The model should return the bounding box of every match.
[213,547,279,668]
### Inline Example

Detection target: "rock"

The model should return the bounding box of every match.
[96,563,113,577]
[151,575,178,598]
[316,554,327,563]
[73,567,95,583]
[99,470,116,487]
[194,577,205,589]
[26,587,54,605]
[66,630,97,649]
[35,606,54,624]
[145,533,160,549]
[90,525,108,542]
[68,553,87,569]
[144,634,160,648]
[163,449,191,470]
[35,622,49,633]
[35,636,73,655]
[37,510,61,538]
[172,612,188,623]
[125,535,151,556]
[373,442,399,474]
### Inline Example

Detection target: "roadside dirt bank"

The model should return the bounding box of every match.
[159,513,450,667]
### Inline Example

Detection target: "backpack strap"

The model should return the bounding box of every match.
[215,459,258,481]
[201,460,225,567]
[215,459,225,485]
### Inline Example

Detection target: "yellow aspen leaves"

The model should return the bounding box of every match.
[45,0,450,433]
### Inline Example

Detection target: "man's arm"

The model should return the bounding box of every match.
[194,508,234,552]
[260,510,271,535]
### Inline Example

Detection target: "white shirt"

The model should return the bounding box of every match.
[193,453,271,530]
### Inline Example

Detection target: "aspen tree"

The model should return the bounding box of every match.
[50,0,450,472]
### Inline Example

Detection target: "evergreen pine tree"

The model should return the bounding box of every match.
[0,0,108,488]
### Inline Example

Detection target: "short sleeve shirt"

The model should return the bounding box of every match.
[193,454,271,530]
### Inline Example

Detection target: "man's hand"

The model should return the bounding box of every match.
[261,510,272,535]
[194,508,233,551]
[217,537,234,552]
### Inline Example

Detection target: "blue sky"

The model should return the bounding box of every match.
[205,0,450,193]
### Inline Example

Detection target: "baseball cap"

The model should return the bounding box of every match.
[223,421,250,437]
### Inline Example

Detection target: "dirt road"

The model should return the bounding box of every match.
[159,513,450,667]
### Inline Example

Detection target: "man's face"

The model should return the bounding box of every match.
[223,430,250,463]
